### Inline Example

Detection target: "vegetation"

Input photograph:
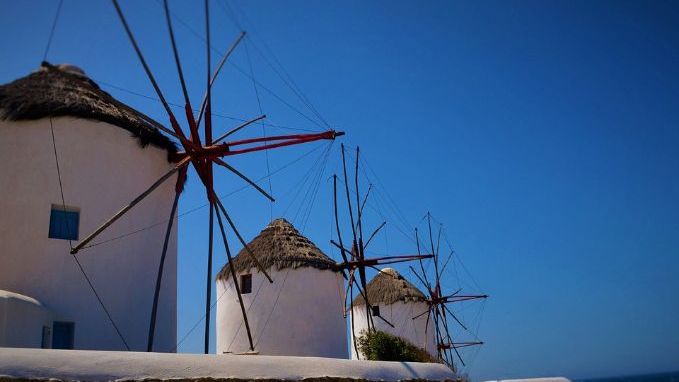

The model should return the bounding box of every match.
[356,330,438,363]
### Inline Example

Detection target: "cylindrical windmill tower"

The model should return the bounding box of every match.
[216,218,348,358]
[349,268,437,359]
[0,63,178,351]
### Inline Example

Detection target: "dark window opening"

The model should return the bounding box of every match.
[240,274,252,294]
[52,321,74,349]
[49,205,79,240]
[41,326,51,349]
[371,305,380,317]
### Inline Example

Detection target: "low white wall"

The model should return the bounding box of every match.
[216,267,348,358]
[0,290,53,348]
[0,118,177,351]
[349,301,437,359]
[0,348,456,382]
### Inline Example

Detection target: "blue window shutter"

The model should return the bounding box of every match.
[49,207,79,240]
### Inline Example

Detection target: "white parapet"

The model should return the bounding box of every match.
[485,378,572,382]
[0,347,456,382]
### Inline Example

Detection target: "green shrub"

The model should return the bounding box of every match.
[356,330,438,363]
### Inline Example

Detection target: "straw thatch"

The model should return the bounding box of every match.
[0,62,176,156]
[352,268,426,306]
[216,218,338,280]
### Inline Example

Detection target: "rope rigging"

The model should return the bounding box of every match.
[42,0,63,61]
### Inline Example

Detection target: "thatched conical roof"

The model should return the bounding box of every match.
[217,218,338,280]
[0,62,176,155]
[352,268,426,306]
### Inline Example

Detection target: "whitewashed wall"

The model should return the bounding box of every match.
[0,290,53,348]
[349,301,437,359]
[216,267,348,358]
[0,117,177,352]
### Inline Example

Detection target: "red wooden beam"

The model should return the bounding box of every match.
[171,130,343,161]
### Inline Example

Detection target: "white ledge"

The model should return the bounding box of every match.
[0,347,456,381]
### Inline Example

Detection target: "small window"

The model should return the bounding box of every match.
[52,321,74,349]
[49,205,79,240]
[371,305,380,317]
[240,274,252,294]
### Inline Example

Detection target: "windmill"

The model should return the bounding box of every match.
[409,213,487,371]
[68,0,343,353]
[331,144,433,358]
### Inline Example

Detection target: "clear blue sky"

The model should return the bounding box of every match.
[2,1,679,380]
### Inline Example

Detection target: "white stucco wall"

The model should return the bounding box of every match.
[349,301,437,359]
[216,267,348,358]
[0,290,53,348]
[0,347,457,382]
[0,117,177,352]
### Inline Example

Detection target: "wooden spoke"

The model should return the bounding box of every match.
[222,130,340,156]
[374,312,395,328]
[333,175,349,263]
[340,144,357,244]
[213,195,273,283]
[213,114,266,144]
[370,256,432,266]
[423,308,432,350]
[163,0,189,107]
[342,280,352,318]
[439,248,455,276]
[203,0,214,150]
[409,265,430,291]
[436,225,442,261]
[443,304,468,331]
[352,274,375,331]
[203,0,215,353]
[437,304,464,368]
[203,203,214,354]
[214,203,255,351]
[330,240,351,260]
[427,214,439,276]
[147,188,180,352]
[354,147,364,250]
[71,158,190,254]
[197,31,247,127]
[363,221,386,250]
[441,288,463,300]
[445,294,488,303]
[431,305,443,360]
[415,228,432,290]
[349,281,360,359]
[213,158,274,202]
[112,0,174,119]
[412,307,430,320]
[357,184,372,218]
[440,341,484,349]
[162,0,200,145]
